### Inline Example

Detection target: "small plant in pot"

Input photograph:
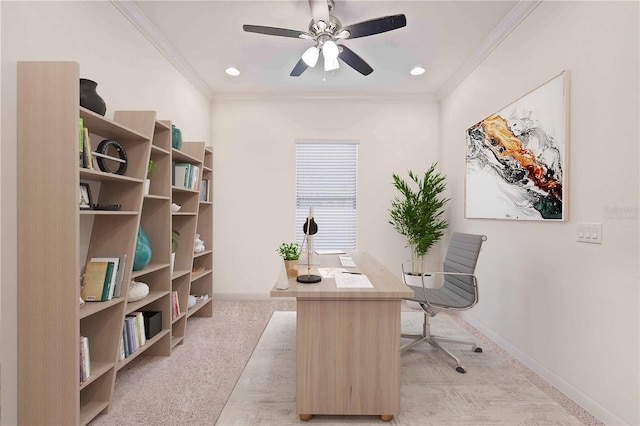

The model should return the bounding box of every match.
[277,242,301,278]
[389,163,449,287]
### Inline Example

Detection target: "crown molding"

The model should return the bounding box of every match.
[110,0,214,101]
[437,0,542,100]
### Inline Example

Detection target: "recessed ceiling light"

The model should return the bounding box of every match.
[410,66,425,76]
[225,67,240,76]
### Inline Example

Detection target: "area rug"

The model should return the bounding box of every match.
[216,311,583,425]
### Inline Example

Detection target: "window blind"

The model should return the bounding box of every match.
[296,141,358,250]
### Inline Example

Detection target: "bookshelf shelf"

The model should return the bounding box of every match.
[79,362,113,390]
[79,298,125,320]
[125,290,170,314]
[116,329,171,370]
[79,168,143,183]
[79,400,110,426]
[187,298,212,318]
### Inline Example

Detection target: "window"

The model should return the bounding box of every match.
[296,141,358,250]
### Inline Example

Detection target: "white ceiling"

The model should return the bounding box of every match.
[117,1,539,99]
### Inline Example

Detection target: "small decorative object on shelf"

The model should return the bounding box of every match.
[93,203,122,211]
[79,183,93,210]
[133,225,152,271]
[171,124,182,150]
[128,280,149,302]
[171,203,181,212]
[187,295,197,309]
[79,78,106,116]
[194,234,205,253]
[95,139,128,175]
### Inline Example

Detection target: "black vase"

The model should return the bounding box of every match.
[80,78,106,116]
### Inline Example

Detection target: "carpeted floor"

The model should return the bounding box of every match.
[87,300,601,425]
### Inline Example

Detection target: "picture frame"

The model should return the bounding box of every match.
[79,183,93,210]
[465,71,569,221]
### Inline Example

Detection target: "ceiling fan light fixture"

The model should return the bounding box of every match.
[322,40,339,60]
[410,66,426,76]
[324,56,340,71]
[302,46,320,67]
[225,67,241,76]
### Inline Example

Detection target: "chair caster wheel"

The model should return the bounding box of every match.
[474,347,483,353]
[456,366,466,373]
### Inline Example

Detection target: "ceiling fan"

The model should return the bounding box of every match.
[242,0,406,77]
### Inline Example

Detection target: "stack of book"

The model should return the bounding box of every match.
[80,335,91,384]
[80,255,126,302]
[173,163,199,191]
[120,312,147,360]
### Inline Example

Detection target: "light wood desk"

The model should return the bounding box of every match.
[271,252,413,422]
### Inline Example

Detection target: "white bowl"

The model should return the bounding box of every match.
[171,203,182,212]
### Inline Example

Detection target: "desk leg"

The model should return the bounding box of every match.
[296,299,401,416]
[380,415,393,422]
[300,414,313,421]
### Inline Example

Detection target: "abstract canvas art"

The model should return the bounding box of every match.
[466,72,568,220]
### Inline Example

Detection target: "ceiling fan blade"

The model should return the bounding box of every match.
[338,45,373,76]
[290,58,310,77]
[343,14,407,39]
[243,25,307,39]
[308,0,330,24]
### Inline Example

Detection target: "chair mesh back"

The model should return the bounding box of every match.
[442,232,486,304]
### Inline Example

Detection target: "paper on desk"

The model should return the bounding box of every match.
[314,249,347,255]
[334,273,373,288]
[317,267,346,278]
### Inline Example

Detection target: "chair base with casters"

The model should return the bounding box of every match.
[401,305,482,374]
[400,232,487,373]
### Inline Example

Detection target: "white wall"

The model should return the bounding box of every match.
[211,96,441,298]
[0,2,211,424]
[440,2,639,424]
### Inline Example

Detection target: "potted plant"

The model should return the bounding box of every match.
[389,162,449,286]
[277,242,301,278]
[144,160,155,195]
[170,229,180,273]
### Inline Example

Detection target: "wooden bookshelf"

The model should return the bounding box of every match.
[16,61,213,425]
[17,61,149,425]
[170,142,213,342]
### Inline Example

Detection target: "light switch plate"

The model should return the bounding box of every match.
[577,223,602,244]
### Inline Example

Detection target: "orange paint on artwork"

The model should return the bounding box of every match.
[481,114,562,201]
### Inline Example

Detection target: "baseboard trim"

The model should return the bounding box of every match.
[459,312,626,425]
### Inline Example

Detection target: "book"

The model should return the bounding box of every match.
[99,262,115,302]
[79,118,86,168]
[190,165,199,190]
[83,127,94,170]
[80,335,90,384]
[174,164,190,189]
[91,254,126,299]
[200,179,210,201]
[133,312,146,346]
[81,261,109,301]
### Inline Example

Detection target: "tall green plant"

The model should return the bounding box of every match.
[389,163,449,265]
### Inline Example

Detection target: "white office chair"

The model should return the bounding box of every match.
[401,232,487,373]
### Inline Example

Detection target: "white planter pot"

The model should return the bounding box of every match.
[404,273,440,310]
[404,273,439,289]
[143,179,151,195]
[170,252,176,274]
